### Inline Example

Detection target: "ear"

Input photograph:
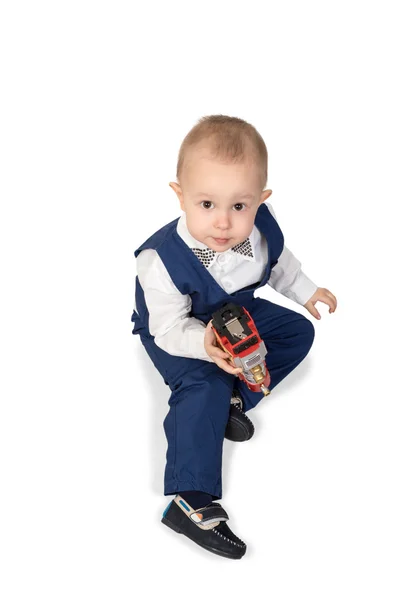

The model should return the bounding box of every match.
[169,182,185,211]
[259,189,272,204]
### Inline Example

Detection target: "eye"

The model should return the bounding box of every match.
[233,203,246,211]
[200,201,214,209]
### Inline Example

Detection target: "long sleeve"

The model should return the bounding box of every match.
[266,203,318,305]
[136,249,213,362]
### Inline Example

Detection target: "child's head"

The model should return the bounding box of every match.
[169,115,272,252]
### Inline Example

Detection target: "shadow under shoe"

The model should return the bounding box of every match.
[225,390,255,442]
[161,495,247,559]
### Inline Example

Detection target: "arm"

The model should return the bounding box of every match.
[266,202,337,317]
[136,249,214,362]
[266,202,318,305]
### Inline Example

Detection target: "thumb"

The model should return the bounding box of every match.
[206,320,214,332]
[204,320,215,340]
[308,304,321,320]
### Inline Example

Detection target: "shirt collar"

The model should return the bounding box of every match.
[176,212,256,268]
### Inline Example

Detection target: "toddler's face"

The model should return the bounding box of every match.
[170,146,272,252]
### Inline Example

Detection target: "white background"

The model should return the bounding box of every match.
[1,1,399,598]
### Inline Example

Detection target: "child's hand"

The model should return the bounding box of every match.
[204,320,243,376]
[303,287,337,320]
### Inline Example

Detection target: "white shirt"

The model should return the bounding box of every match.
[135,202,318,362]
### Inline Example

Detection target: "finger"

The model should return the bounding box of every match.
[320,289,336,305]
[211,351,239,370]
[308,303,321,320]
[204,322,216,343]
[213,356,243,375]
[205,320,214,332]
[321,295,336,313]
[326,291,337,311]
[210,347,232,360]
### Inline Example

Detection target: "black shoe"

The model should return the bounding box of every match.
[161,495,247,560]
[225,390,255,442]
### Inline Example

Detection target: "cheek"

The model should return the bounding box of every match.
[187,211,209,232]
[235,212,254,233]
[195,210,212,227]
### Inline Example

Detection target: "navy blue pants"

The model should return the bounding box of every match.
[141,297,315,499]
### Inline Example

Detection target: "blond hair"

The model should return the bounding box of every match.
[176,114,268,189]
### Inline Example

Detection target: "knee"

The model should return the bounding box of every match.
[298,317,315,352]
[171,369,232,426]
[171,362,233,399]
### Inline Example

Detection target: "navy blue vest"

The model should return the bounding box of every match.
[131,203,284,339]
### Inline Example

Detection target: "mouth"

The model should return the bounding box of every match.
[212,237,230,245]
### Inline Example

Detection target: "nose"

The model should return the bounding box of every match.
[214,210,231,232]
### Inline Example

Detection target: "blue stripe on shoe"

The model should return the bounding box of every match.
[178,499,191,511]
[162,500,173,518]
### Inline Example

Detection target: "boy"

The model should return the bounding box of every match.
[131,115,337,559]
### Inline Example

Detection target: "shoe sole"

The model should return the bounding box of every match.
[225,418,254,442]
[161,517,245,560]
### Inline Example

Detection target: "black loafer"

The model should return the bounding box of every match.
[225,390,255,442]
[161,495,247,559]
